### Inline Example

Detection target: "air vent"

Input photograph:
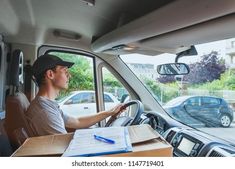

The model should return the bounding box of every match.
[206,146,235,157]
[221,148,235,154]
[208,150,225,157]
[166,130,176,143]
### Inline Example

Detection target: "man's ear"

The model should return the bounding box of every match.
[45,69,55,80]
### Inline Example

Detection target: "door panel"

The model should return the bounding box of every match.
[201,97,220,122]
[184,97,201,117]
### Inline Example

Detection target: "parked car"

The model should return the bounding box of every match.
[163,96,234,127]
[57,91,119,118]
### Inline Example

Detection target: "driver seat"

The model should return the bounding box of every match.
[4,50,33,150]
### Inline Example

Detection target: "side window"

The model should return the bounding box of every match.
[50,52,97,117]
[80,92,95,103]
[202,97,219,106]
[210,98,220,105]
[102,67,130,113]
[70,93,82,104]
[187,97,200,106]
[68,92,95,104]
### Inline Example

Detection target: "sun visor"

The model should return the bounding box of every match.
[91,0,235,55]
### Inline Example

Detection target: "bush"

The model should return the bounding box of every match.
[184,51,226,84]
[143,78,179,103]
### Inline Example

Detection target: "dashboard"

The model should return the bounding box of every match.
[140,111,235,157]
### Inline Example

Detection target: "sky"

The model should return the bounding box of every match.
[120,38,232,68]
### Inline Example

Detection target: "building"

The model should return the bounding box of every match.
[127,63,158,81]
[226,38,235,69]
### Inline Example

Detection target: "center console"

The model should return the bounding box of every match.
[172,133,204,157]
[164,126,235,157]
[164,127,205,157]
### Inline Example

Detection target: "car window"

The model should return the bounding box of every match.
[69,93,95,104]
[70,93,82,104]
[104,94,114,103]
[121,37,235,143]
[57,94,71,103]
[80,92,95,103]
[51,51,98,117]
[202,97,220,106]
[186,97,200,106]
[164,97,187,107]
[102,67,132,116]
[102,67,128,104]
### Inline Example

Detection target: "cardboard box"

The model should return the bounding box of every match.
[12,124,173,157]
[12,133,73,157]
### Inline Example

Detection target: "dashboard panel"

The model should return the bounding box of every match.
[140,111,235,157]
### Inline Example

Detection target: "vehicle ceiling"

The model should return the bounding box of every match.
[0,0,172,46]
[0,0,235,55]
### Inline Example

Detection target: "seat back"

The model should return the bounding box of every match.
[0,117,13,156]
[12,127,29,146]
[4,50,32,150]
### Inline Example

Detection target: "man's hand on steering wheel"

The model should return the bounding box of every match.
[106,103,127,117]
[105,100,144,127]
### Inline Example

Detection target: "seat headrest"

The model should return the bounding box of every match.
[9,49,24,86]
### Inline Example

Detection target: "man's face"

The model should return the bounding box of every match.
[50,65,71,90]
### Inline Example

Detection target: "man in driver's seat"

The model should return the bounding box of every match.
[26,54,125,136]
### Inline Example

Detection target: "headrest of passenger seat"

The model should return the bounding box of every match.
[9,49,24,86]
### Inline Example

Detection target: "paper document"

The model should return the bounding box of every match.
[62,127,132,157]
[128,124,160,144]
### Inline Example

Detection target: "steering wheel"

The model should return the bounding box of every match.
[105,100,144,127]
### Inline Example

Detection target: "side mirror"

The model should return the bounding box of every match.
[157,63,190,75]
[65,99,73,105]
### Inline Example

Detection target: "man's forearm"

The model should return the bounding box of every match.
[75,111,111,129]
[65,104,124,129]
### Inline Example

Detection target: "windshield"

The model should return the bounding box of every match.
[121,37,235,143]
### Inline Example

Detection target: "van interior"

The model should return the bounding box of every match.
[1,0,235,157]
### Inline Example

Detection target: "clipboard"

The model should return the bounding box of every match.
[62,127,132,157]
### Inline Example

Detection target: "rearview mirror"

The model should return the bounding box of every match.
[175,45,198,62]
[157,63,190,75]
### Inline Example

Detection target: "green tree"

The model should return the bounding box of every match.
[143,78,179,103]
[192,70,235,91]
[185,51,226,84]
[103,70,122,88]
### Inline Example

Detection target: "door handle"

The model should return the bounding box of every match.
[84,107,88,109]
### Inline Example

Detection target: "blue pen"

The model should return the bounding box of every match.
[94,134,115,144]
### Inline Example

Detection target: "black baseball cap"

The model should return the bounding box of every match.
[32,54,74,78]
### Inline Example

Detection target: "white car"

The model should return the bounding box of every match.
[57,91,119,118]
